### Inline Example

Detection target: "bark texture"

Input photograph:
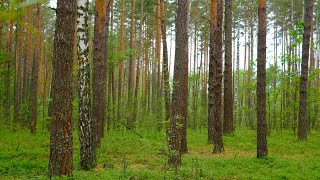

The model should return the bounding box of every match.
[92,0,111,147]
[257,0,268,158]
[5,16,13,125]
[168,0,189,167]
[209,0,224,153]
[30,3,41,134]
[48,0,76,177]
[298,0,313,140]
[161,0,171,126]
[14,0,25,130]
[127,0,136,129]
[133,0,143,124]
[223,0,233,134]
[77,0,96,170]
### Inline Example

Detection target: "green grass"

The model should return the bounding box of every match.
[0,127,320,179]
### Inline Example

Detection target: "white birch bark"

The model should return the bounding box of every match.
[77,0,95,170]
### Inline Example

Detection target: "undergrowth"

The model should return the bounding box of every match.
[0,127,320,179]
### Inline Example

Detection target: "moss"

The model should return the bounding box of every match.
[1,128,320,179]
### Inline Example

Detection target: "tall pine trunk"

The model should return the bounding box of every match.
[14,0,26,130]
[161,0,171,127]
[168,0,189,167]
[92,0,111,147]
[30,3,41,134]
[298,0,313,141]
[48,0,76,177]
[257,0,268,158]
[223,0,233,134]
[5,13,13,126]
[210,0,224,153]
[127,0,136,128]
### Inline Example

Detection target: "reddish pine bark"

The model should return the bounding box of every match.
[257,0,268,158]
[30,3,41,134]
[223,0,233,134]
[169,0,189,167]
[48,0,76,177]
[298,0,313,140]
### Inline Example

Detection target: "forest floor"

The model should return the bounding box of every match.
[1,127,320,179]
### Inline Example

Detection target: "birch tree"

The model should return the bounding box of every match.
[77,0,96,170]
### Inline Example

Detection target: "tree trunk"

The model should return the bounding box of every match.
[133,0,144,124]
[30,3,41,135]
[48,0,76,177]
[156,0,162,130]
[234,29,240,128]
[92,0,111,147]
[298,0,313,141]
[22,5,33,104]
[273,2,278,131]
[223,0,233,134]
[5,14,13,126]
[117,0,125,123]
[168,0,189,167]
[77,0,96,170]
[203,39,208,110]
[161,0,170,126]
[208,0,224,153]
[143,32,150,115]
[257,0,268,158]
[127,0,136,128]
[192,22,197,129]
[14,0,25,131]
[247,0,253,129]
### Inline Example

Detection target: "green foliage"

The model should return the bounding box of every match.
[0,0,47,21]
[1,129,320,179]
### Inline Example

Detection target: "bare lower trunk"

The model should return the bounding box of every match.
[223,0,233,134]
[30,3,41,134]
[257,0,268,158]
[48,0,76,177]
[168,0,189,168]
[77,0,96,170]
[298,0,313,141]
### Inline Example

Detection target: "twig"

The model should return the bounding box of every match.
[48,7,56,12]
[120,121,143,139]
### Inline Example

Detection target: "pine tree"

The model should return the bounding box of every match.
[48,0,76,177]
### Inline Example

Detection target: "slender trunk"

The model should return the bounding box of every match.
[257,0,268,158]
[23,5,33,104]
[14,0,25,130]
[168,0,189,167]
[77,0,96,170]
[209,0,224,153]
[144,32,150,115]
[156,0,162,128]
[30,3,41,135]
[298,0,313,141]
[203,39,208,110]
[161,0,170,125]
[241,18,247,126]
[92,0,111,147]
[117,0,125,122]
[309,4,316,129]
[247,0,253,129]
[273,2,278,131]
[127,0,136,128]
[133,0,144,124]
[5,14,14,126]
[192,22,197,129]
[223,0,233,134]
[234,29,240,129]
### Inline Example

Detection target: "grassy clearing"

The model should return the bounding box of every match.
[0,128,320,179]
